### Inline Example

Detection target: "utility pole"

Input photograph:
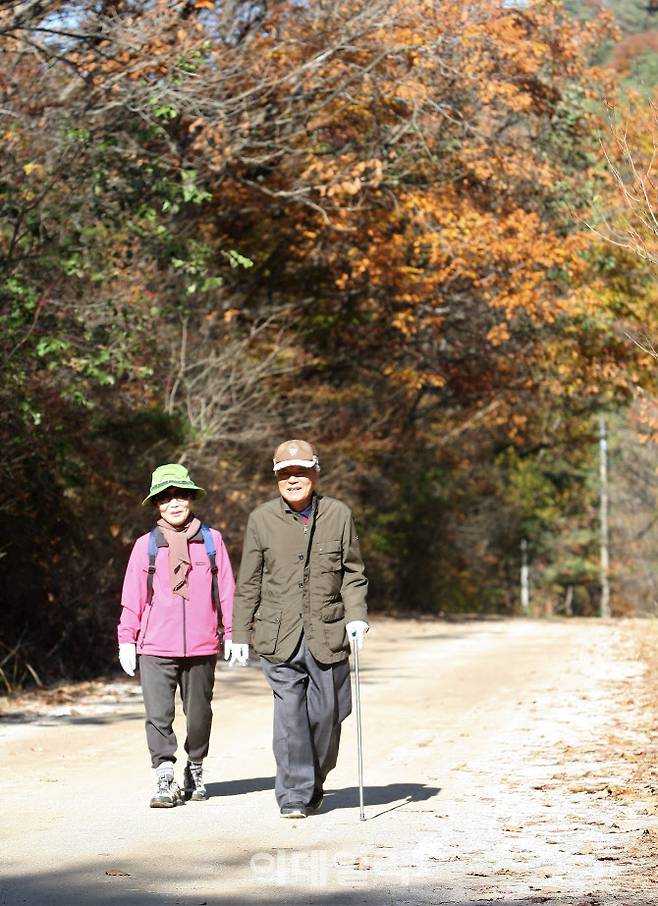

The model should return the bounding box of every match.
[599,414,611,618]
[520,538,530,615]
[564,585,573,617]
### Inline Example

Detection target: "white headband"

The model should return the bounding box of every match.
[273,457,320,473]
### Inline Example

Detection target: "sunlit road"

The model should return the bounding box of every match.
[0,618,652,906]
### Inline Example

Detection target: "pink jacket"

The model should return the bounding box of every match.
[117,527,234,657]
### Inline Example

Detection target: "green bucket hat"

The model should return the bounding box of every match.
[142,463,206,506]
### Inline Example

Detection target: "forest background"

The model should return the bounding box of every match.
[3,0,658,690]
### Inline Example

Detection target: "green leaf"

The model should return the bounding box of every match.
[224,249,255,269]
[36,337,70,358]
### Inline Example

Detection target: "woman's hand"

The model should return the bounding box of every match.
[118,642,136,676]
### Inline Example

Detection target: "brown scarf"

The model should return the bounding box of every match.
[156,516,201,600]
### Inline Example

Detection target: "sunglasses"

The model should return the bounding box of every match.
[154,488,196,505]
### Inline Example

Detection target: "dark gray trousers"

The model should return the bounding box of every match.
[261,636,352,808]
[139,654,217,768]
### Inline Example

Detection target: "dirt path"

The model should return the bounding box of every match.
[1,618,657,906]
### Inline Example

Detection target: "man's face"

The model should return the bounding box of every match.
[276,466,317,512]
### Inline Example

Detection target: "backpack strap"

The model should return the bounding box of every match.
[201,525,223,636]
[146,528,158,606]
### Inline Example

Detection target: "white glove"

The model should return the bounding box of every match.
[346,620,369,650]
[118,642,136,677]
[223,639,233,661]
[228,643,249,667]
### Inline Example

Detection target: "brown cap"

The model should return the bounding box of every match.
[273,439,320,473]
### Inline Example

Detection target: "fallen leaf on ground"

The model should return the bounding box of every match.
[568,782,609,793]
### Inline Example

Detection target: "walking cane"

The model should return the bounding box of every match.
[351,631,366,821]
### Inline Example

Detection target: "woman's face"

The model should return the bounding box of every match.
[155,487,195,527]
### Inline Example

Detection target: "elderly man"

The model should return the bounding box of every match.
[230,439,369,818]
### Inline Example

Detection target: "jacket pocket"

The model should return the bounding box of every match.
[316,540,342,571]
[315,541,343,597]
[138,603,154,650]
[253,606,282,656]
[321,600,345,623]
[321,600,347,653]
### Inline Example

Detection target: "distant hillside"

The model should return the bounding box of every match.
[565,0,658,90]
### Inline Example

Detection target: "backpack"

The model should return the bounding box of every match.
[146,525,223,636]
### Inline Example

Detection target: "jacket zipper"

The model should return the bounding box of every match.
[182,596,187,656]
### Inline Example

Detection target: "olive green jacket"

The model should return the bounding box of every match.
[232,494,368,664]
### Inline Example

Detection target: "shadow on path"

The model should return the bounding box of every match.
[0,858,647,906]
[319,781,440,815]
[205,776,275,797]
[0,711,145,728]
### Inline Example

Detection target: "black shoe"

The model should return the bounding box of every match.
[280,803,307,819]
[308,789,324,812]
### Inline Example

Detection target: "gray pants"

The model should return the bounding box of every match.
[139,654,217,768]
[261,636,352,807]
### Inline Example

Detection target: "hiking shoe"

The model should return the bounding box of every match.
[183,761,208,801]
[150,774,184,808]
[308,788,324,812]
[280,803,307,819]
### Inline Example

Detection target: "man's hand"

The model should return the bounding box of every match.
[228,643,249,667]
[346,620,369,651]
[118,642,136,677]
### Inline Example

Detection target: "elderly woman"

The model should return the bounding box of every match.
[117,463,235,808]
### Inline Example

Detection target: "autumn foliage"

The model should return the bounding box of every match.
[1,0,657,687]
